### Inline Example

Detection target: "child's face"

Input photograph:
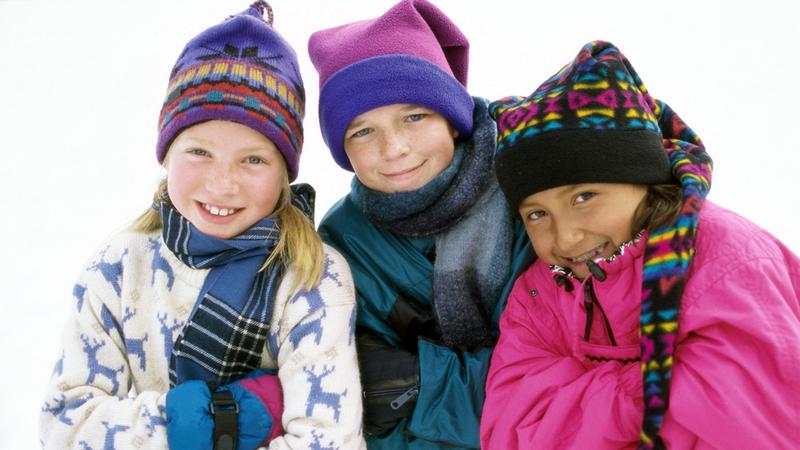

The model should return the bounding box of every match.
[165,120,285,239]
[518,183,647,278]
[343,104,458,193]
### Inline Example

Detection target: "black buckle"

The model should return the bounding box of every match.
[210,390,238,450]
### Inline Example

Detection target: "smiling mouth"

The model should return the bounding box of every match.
[563,243,606,264]
[382,162,424,178]
[200,202,240,217]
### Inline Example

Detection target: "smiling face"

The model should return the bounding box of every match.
[343,104,458,193]
[165,120,286,239]
[518,183,647,278]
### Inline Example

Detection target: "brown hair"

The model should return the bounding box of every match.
[631,184,683,235]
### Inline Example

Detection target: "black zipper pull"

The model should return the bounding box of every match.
[554,274,574,292]
[390,385,420,410]
[586,260,607,281]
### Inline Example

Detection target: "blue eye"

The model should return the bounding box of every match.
[350,128,372,139]
[407,113,426,122]
[246,156,264,165]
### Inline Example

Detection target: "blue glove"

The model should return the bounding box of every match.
[166,369,281,450]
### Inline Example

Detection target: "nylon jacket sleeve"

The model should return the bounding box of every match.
[39,259,168,449]
[660,233,800,449]
[480,282,642,450]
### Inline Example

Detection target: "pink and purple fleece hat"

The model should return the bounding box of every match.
[157,1,305,180]
[308,0,474,171]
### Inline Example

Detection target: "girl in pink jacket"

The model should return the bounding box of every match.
[481,40,800,450]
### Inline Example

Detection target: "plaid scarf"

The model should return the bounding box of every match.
[161,184,315,389]
[639,100,712,449]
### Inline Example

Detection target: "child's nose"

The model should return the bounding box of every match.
[380,130,410,160]
[554,219,584,252]
[205,164,240,195]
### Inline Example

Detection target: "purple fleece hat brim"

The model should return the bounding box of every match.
[319,54,474,171]
[157,108,298,180]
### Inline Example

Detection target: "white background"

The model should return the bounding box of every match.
[1,0,798,447]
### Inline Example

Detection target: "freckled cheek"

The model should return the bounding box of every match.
[166,163,204,202]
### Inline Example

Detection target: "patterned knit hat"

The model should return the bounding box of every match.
[308,0,474,171]
[491,40,672,211]
[157,1,305,181]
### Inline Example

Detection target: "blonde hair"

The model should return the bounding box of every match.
[130,173,323,291]
[631,184,683,235]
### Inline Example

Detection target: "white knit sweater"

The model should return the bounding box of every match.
[39,230,365,449]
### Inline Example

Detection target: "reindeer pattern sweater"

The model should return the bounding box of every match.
[40,230,365,450]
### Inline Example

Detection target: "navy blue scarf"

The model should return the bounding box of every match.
[162,184,315,388]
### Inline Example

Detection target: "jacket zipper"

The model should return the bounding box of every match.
[582,279,618,346]
[363,385,420,410]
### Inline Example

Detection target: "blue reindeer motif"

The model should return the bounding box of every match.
[141,404,167,437]
[122,308,148,371]
[347,306,356,346]
[289,310,327,350]
[52,351,64,376]
[41,393,94,426]
[80,334,125,395]
[290,255,342,315]
[99,303,123,337]
[310,430,339,450]
[73,283,87,312]
[148,238,175,290]
[157,313,183,359]
[304,365,348,423]
[79,421,129,450]
[88,247,128,297]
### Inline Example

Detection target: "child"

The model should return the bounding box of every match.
[308,1,533,448]
[481,40,800,449]
[39,2,364,449]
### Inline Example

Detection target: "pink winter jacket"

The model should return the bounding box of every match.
[480,201,800,449]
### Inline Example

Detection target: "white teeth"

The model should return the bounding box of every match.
[567,244,603,263]
[203,203,237,216]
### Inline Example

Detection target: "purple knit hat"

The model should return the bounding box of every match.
[308,0,474,171]
[157,1,305,180]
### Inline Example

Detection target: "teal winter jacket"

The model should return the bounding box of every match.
[320,194,533,449]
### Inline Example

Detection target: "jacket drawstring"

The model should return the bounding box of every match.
[555,261,617,346]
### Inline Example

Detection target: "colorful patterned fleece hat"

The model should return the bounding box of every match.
[308,0,474,171]
[491,40,673,211]
[491,41,714,449]
[157,1,305,181]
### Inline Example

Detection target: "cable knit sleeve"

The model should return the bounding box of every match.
[268,245,365,450]
[481,272,642,450]
[39,238,172,449]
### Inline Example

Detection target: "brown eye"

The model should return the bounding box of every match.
[574,192,596,204]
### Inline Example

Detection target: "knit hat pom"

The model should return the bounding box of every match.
[492,41,673,210]
[156,1,306,180]
[308,0,474,171]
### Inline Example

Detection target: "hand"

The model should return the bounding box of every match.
[166,369,283,450]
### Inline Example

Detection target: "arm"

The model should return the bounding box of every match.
[39,268,168,449]
[268,249,364,450]
[480,286,642,450]
[660,251,800,449]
